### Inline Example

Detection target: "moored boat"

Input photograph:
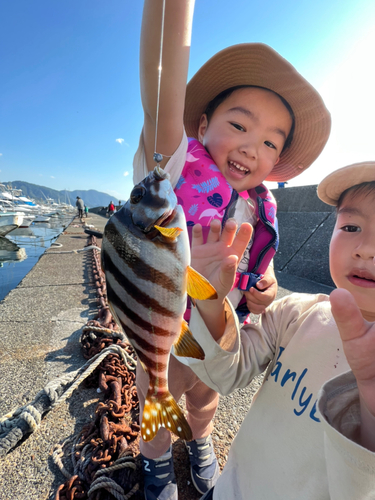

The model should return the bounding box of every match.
[0,212,24,236]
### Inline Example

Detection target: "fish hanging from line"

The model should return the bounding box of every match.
[101,166,217,442]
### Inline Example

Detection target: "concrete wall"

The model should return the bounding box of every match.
[271,185,336,288]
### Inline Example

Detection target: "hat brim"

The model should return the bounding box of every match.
[184,43,331,182]
[317,162,375,206]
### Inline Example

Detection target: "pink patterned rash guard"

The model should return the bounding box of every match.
[174,138,234,228]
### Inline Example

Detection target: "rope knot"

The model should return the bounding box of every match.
[20,405,42,432]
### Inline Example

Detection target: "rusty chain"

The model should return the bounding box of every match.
[54,236,142,500]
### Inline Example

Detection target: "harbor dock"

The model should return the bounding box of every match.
[0,214,108,500]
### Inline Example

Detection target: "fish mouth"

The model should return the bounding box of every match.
[143,209,176,235]
[154,209,176,228]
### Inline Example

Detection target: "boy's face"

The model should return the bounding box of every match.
[330,191,375,320]
[198,87,292,193]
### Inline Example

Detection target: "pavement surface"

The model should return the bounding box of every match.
[0,212,334,500]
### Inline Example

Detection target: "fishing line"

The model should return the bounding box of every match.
[153,0,171,165]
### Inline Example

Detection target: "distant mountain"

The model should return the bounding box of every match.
[5,181,120,208]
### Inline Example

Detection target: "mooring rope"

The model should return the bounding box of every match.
[0,344,136,458]
[45,244,102,254]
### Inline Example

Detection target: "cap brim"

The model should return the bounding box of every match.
[317,162,375,206]
[184,43,331,182]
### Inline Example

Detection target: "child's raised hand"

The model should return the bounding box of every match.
[243,265,278,315]
[191,219,252,301]
[330,288,375,418]
[191,219,252,341]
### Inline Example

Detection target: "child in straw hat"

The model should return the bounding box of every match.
[188,161,375,499]
[133,1,330,498]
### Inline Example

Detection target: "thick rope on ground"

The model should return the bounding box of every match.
[45,245,102,254]
[88,477,140,500]
[0,344,136,458]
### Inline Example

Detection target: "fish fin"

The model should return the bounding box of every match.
[186,265,218,300]
[154,225,183,241]
[141,392,192,442]
[174,320,205,359]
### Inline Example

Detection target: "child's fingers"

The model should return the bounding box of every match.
[220,218,238,246]
[191,223,203,247]
[247,288,272,305]
[230,223,252,257]
[255,275,274,291]
[330,288,366,341]
[206,219,222,244]
[246,302,266,315]
[219,255,239,294]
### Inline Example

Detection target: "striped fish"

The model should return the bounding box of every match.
[101,166,217,442]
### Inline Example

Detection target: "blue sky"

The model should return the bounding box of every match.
[1,0,375,201]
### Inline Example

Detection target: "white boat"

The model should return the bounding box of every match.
[0,212,24,237]
[33,215,51,223]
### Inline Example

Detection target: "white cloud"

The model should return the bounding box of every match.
[0,153,2,156]
[124,171,129,177]
[116,138,129,147]
[50,176,55,179]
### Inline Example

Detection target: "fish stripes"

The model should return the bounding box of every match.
[104,222,180,294]
[107,281,175,338]
[133,345,168,374]
[103,250,178,319]
[121,322,170,357]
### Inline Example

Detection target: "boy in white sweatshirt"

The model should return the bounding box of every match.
[183,161,375,499]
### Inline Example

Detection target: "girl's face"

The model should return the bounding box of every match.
[330,192,375,321]
[198,87,293,193]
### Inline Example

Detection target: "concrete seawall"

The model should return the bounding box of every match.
[271,185,336,289]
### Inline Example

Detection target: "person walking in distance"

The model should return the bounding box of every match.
[76,196,85,219]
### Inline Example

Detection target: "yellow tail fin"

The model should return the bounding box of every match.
[141,392,192,442]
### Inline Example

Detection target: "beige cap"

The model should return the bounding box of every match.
[317,161,375,206]
[184,43,331,182]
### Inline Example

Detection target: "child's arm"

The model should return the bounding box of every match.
[330,288,375,452]
[191,219,253,340]
[243,264,278,315]
[140,0,195,172]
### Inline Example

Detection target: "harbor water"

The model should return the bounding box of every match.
[0,214,74,301]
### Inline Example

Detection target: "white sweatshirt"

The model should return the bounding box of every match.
[182,293,375,500]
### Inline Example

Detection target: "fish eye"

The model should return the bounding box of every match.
[130,185,146,204]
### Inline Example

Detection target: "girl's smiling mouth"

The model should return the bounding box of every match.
[228,160,250,176]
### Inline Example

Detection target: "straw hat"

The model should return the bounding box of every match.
[317,161,375,206]
[184,43,331,182]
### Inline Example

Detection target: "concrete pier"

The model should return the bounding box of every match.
[0,214,107,500]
